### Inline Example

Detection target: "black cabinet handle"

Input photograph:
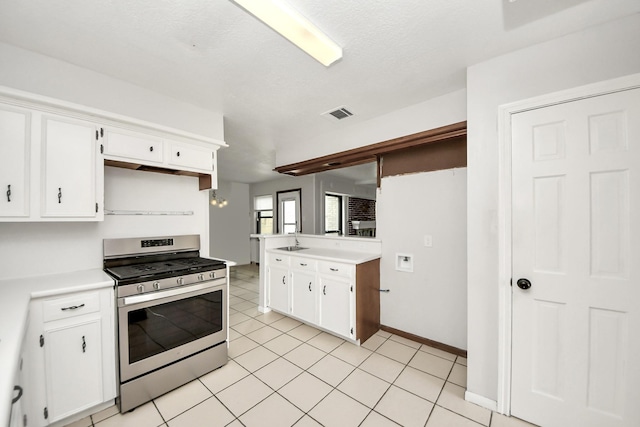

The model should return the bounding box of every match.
[6,185,10,202]
[61,303,85,311]
[323,285,326,295]
[58,187,62,203]
[82,335,86,353]
[282,276,286,285]
[149,146,154,152]
[12,385,23,404]
[176,151,180,157]
[308,282,312,292]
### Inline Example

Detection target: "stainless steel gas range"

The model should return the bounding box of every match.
[103,235,228,413]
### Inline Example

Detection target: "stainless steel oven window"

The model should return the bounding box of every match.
[118,281,227,382]
[127,289,223,363]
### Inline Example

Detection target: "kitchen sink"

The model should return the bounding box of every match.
[276,246,308,251]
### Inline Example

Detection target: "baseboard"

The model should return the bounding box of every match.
[465,390,498,412]
[379,324,467,357]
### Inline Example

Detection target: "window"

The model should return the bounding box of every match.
[325,194,342,234]
[254,195,273,234]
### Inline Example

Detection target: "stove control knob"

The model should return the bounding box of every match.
[198,274,204,281]
[209,272,216,279]
[177,277,184,285]
[153,281,160,290]
[136,284,144,294]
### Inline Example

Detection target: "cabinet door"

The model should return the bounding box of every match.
[41,115,101,218]
[44,319,103,422]
[319,276,353,338]
[103,127,164,164]
[291,271,316,323]
[0,104,30,217]
[268,265,290,314]
[168,141,215,172]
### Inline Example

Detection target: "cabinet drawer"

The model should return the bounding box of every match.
[43,291,100,322]
[318,261,354,278]
[168,142,214,172]
[290,256,317,272]
[267,252,290,266]
[103,128,164,164]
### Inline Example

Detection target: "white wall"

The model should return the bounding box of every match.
[0,167,208,280]
[377,168,467,349]
[0,42,223,139]
[209,180,251,265]
[0,44,224,280]
[282,89,468,349]
[466,14,640,403]
[276,89,467,166]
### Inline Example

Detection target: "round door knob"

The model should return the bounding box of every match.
[177,277,184,285]
[517,278,532,290]
[136,284,145,294]
[153,281,160,290]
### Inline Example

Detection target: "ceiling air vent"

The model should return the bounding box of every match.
[322,106,355,122]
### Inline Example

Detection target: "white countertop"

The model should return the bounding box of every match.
[0,269,114,426]
[266,247,380,264]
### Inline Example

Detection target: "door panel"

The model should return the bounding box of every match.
[511,88,640,427]
[0,104,30,217]
[41,116,97,217]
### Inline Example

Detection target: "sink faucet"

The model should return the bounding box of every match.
[294,221,300,248]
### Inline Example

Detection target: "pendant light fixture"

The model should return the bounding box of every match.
[210,190,228,208]
[231,0,342,67]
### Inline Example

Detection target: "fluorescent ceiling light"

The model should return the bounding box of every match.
[231,0,342,66]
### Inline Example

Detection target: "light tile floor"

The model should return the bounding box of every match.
[65,264,537,427]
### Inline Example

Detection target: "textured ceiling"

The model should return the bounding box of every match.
[0,0,638,183]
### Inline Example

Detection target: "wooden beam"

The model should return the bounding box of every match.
[274,121,466,177]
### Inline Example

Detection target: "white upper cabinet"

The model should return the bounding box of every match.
[41,115,102,219]
[103,126,220,189]
[168,141,215,173]
[0,104,31,218]
[102,127,164,164]
[0,86,226,222]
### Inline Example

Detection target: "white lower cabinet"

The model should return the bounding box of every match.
[291,271,316,324]
[267,264,290,314]
[9,337,28,427]
[318,275,353,338]
[26,287,116,426]
[266,252,379,342]
[44,319,103,422]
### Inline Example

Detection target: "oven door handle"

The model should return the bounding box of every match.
[120,280,224,306]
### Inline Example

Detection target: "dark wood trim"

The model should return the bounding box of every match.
[380,135,466,177]
[105,159,214,190]
[274,121,466,177]
[379,324,467,358]
[355,259,380,343]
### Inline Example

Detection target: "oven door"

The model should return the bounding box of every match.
[117,279,227,382]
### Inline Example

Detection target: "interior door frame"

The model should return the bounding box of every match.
[496,72,640,416]
[276,188,302,234]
